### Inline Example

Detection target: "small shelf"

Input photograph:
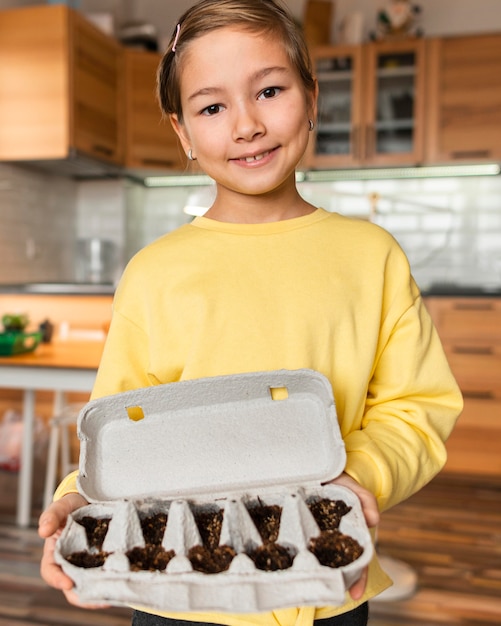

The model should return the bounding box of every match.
[375,119,415,131]
[317,122,352,133]
[377,66,416,79]
[316,70,355,82]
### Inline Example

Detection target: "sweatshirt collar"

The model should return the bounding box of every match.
[190,208,330,235]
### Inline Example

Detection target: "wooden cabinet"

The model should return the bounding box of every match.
[425,297,501,477]
[305,45,364,168]
[124,49,184,173]
[0,5,124,165]
[425,33,501,163]
[306,38,425,168]
[364,39,426,167]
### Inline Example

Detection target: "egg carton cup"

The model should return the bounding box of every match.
[54,369,373,612]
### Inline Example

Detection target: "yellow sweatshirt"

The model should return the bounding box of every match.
[56,208,463,625]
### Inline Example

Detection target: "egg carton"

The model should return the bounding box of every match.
[54,369,373,612]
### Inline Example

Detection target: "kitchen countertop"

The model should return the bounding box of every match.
[0,338,105,369]
[0,282,116,295]
[421,283,501,297]
[1,282,500,297]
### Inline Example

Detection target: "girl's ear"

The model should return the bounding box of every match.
[170,114,191,155]
[308,79,319,124]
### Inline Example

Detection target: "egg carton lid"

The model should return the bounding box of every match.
[77,369,346,503]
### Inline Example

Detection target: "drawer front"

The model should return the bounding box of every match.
[425,298,501,343]
[444,346,501,397]
[432,301,501,342]
[443,398,501,476]
[425,295,501,477]
[457,397,501,427]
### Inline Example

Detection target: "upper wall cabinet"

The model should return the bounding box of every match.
[0,5,124,165]
[425,33,501,164]
[306,38,426,168]
[364,39,426,167]
[304,44,364,169]
[123,49,184,173]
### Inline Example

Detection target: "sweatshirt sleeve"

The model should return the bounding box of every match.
[343,288,463,513]
[90,308,152,400]
[90,258,160,400]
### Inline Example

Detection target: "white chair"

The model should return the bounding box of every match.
[43,403,84,510]
[372,554,418,601]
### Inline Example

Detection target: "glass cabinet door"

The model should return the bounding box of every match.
[305,46,364,168]
[305,40,425,169]
[364,39,425,165]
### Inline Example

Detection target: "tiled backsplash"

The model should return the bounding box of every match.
[298,176,501,290]
[1,162,500,291]
[0,164,77,284]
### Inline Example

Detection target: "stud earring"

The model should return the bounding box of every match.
[308,119,315,131]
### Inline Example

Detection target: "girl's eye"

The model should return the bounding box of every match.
[201,104,223,116]
[259,87,281,100]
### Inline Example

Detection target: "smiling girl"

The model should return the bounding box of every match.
[39,2,462,626]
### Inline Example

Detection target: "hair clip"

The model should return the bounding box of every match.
[171,23,181,52]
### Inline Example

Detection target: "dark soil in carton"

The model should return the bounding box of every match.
[248,542,294,571]
[193,509,224,550]
[127,545,175,571]
[188,544,236,574]
[189,509,237,573]
[309,530,363,568]
[65,516,112,569]
[66,550,110,569]
[123,512,174,571]
[77,516,111,549]
[307,498,352,531]
[63,498,363,574]
[247,502,282,543]
[140,512,168,545]
[245,502,294,571]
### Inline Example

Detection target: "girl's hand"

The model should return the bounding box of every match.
[38,493,109,608]
[324,472,380,600]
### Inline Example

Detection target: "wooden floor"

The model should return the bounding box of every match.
[371,472,501,626]
[0,472,499,626]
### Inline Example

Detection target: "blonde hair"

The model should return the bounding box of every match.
[157,0,315,121]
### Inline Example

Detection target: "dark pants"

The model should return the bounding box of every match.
[132,603,369,626]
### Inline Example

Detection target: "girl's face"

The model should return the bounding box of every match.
[171,27,317,211]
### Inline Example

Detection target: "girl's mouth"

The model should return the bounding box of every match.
[240,150,270,163]
[234,147,278,165]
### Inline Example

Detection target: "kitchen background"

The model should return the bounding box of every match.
[0,0,501,293]
[0,6,500,624]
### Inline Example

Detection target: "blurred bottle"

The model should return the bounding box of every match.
[39,319,54,343]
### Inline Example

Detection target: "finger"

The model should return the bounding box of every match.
[38,493,88,539]
[327,473,380,528]
[40,531,110,609]
[40,531,74,591]
[356,490,380,528]
[38,507,63,539]
[349,566,368,601]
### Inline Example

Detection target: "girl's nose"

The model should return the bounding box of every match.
[232,104,265,142]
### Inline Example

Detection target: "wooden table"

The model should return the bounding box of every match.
[0,340,104,527]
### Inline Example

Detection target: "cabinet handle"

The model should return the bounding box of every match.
[365,126,375,159]
[453,302,495,311]
[452,346,493,355]
[451,150,491,160]
[92,144,114,156]
[351,126,358,161]
[462,391,495,400]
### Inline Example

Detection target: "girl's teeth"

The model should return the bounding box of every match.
[244,151,269,162]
